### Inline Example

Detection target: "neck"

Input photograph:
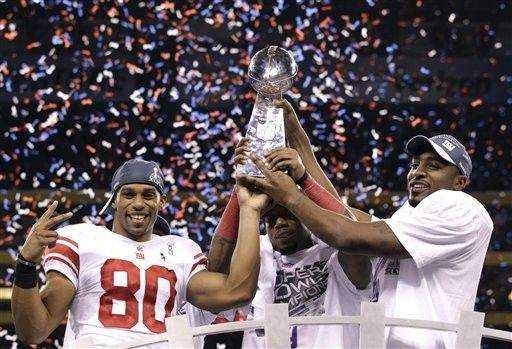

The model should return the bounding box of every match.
[112,218,153,242]
[281,234,314,255]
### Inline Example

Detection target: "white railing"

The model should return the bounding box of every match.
[113,302,512,349]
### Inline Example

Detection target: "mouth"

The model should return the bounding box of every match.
[409,181,430,194]
[274,227,294,240]
[127,213,149,226]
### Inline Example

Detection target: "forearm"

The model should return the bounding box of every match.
[12,287,51,344]
[208,191,239,273]
[301,174,354,219]
[283,108,371,222]
[285,115,341,200]
[207,234,236,274]
[224,207,260,302]
[286,193,394,255]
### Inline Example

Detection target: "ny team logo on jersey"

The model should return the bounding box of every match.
[136,245,145,260]
[385,258,400,275]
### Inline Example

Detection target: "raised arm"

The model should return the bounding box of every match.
[187,185,267,313]
[207,191,238,274]
[241,155,410,258]
[277,99,371,222]
[277,99,340,199]
[207,139,253,274]
[11,201,76,344]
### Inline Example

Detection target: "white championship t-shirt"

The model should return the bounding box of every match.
[243,235,370,349]
[242,235,334,348]
[372,189,493,348]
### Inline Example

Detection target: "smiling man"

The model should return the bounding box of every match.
[241,133,493,348]
[11,159,266,348]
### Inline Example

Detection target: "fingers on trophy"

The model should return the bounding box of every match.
[236,46,298,177]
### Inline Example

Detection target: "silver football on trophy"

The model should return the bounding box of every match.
[248,46,298,96]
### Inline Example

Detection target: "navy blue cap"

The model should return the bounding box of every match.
[405,134,472,177]
[99,159,169,235]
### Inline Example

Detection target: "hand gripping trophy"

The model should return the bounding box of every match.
[237,45,298,176]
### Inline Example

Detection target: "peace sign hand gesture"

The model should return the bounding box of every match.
[19,201,73,264]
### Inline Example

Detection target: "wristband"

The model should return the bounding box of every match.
[14,257,38,289]
[295,170,309,186]
[17,254,37,267]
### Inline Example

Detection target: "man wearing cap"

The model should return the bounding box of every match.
[12,159,268,347]
[240,132,493,348]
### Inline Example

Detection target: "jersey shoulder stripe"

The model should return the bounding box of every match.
[45,241,80,271]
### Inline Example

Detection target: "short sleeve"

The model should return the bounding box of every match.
[385,190,485,268]
[42,224,80,289]
[329,252,372,299]
[182,241,208,296]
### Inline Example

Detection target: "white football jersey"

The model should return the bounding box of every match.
[373,189,493,348]
[243,235,345,349]
[43,223,208,348]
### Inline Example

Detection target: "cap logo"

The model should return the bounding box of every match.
[442,140,456,151]
[149,166,163,187]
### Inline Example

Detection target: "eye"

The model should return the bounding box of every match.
[409,163,419,170]
[427,163,440,170]
[143,192,156,199]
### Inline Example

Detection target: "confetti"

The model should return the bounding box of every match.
[0,1,510,345]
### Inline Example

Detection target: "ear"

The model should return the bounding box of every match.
[111,192,119,210]
[453,175,470,191]
[159,194,167,210]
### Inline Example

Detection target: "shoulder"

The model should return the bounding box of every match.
[161,235,203,257]
[260,235,274,254]
[419,190,484,215]
[421,189,478,209]
[56,222,106,233]
[410,190,493,233]
[307,240,336,261]
[55,223,104,246]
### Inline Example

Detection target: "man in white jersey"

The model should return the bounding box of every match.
[241,115,493,348]
[11,159,268,347]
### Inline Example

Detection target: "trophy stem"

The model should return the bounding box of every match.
[258,91,282,101]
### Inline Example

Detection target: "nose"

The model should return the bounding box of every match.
[131,194,145,210]
[274,217,287,228]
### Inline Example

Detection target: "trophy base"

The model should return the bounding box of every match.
[236,161,265,178]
